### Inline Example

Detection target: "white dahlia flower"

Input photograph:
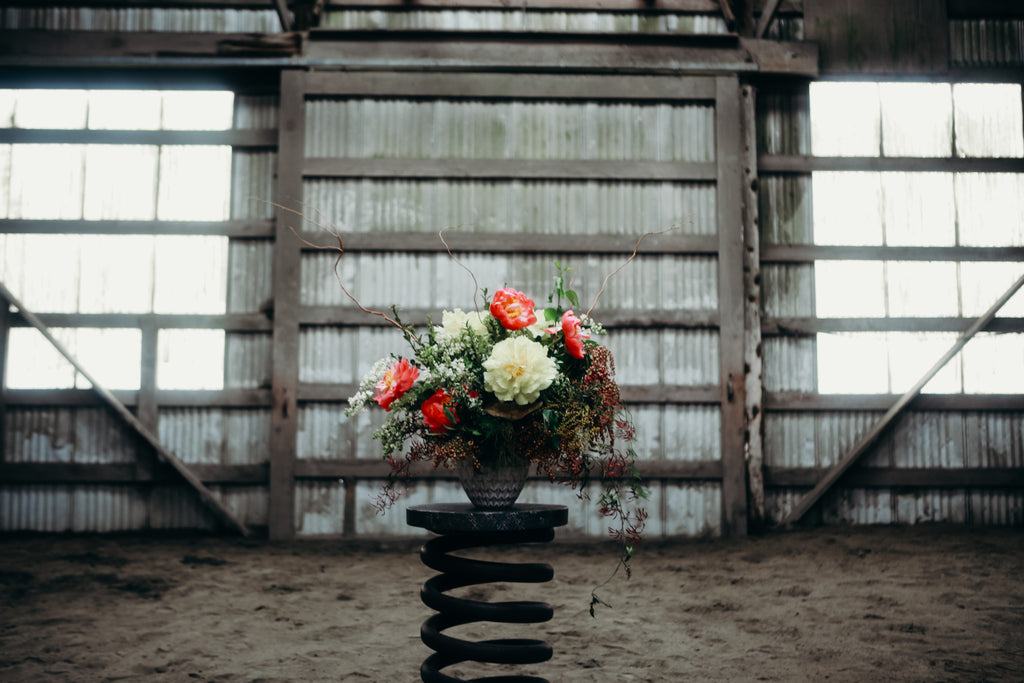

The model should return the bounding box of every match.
[483,336,557,405]
[436,308,489,338]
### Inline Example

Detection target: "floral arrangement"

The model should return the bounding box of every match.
[343,255,648,611]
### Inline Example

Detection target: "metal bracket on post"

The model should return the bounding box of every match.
[0,280,250,537]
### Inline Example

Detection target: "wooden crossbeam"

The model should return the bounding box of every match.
[779,270,1024,527]
[0,280,250,537]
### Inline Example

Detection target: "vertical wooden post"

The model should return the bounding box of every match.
[740,83,765,530]
[136,321,160,480]
[0,302,8,464]
[268,70,306,541]
[716,75,749,537]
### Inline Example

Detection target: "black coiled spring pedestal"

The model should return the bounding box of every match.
[407,504,569,683]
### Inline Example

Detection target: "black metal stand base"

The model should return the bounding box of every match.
[408,504,568,683]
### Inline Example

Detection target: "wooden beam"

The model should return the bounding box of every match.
[754,0,783,38]
[765,466,1024,489]
[0,219,274,238]
[0,303,8,464]
[0,128,276,147]
[300,306,719,329]
[9,313,272,332]
[761,244,1024,263]
[300,232,718,255]
[765,393,1024,412]
[760,155,1024,174]
[304,158,717,181]
[272,0,293,31]
[716,75,748,537]
[0,280,250,536]
[763,317,1024,335]
[267,70,306,541]
[779,271,1024,527]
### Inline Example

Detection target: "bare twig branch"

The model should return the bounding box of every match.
[437,228,483,316]
[585,226,678,318]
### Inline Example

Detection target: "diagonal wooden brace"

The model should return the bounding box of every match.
[780,270,1024,527]
[0,280,250,537]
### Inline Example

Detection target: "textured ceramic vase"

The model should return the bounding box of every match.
[456,456,530,510]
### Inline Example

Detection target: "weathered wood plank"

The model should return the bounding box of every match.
[765,393,1024,412]
[716,75,748,537]
[0,219,274,238]
[9,313,272,332]
[304,158,717,181]
[299,306,719,328]
[763,317,1024,335]
[766,467,1024,489]
[760,155,1024,173]
[779,271,1024,526]
[301,232,718,255]
[0,128,276,147]
[761,244,1024,263]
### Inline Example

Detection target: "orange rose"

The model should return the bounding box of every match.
[490,287,538,331]
[560,310,589,359]
[374,358,419,411]
[421,388,457,433]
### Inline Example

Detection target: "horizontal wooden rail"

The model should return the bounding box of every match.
[765,466,1024,489]
[0,219,274,237]
[759,155,1024,174]
[304,158,717,181]
[761,244,1024,263]
[763,317,1024,335]
[0,128,276,147]
[766,393,1024,412]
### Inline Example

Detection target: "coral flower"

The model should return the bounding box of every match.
[483,337,557,405]
[374,358,419,411]
[421,388,457,433]
[560,310,590,359]
[489,287,538,331]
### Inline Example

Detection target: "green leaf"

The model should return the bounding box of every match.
[565,289,579,307]
[544,307,558,322]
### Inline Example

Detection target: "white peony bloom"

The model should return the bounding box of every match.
[483,336,557,405]
[436,308,490,339]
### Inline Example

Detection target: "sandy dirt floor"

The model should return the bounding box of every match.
[1,525,1023,682]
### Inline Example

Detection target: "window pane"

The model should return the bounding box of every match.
[815,260,885,317]
[960,262,1024,317]
[817,332,889,393]
[0,234,81,313]
[87,90,162,130]
[955,173,1024,247]
[953,83,1024,158]
[83,145,158,220]
[156,146,231,220]
[0,144,10,218]
[158,329,225,390]
[0,90,14,127]
[9,144,85,219]
[5,328,77,388]
[811,172,884,245]
[882,172,956,246]
[962,333,1024,393]
[810,82,880,156]
[161,91,233,130]
[74,329,141,390]
[879,83,952,157]
[14,90,87,129]
[153,235,227,314]
[886,332,961,394]
[77,236,155,313]
[886,261,959,317]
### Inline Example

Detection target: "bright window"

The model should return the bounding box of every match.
[810,82,1024,394]
[0,89,233,391]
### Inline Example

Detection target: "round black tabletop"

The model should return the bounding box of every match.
[407,503,568,533]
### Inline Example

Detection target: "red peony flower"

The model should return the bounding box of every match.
[374,358,419,411]
[560,309,589,359]
[490,287,538,330]
[421,388,457,433]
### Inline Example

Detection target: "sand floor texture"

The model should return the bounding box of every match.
[1,525,1022,682]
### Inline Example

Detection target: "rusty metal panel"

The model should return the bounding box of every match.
[298,403,347,460]
[294,480,345,536]
[224,332,271,389]
[762,337,816,392]
[302,179,714,236]
[70,486,148,532]
[158,408,224,465]
[353,480,443,536]
[964,412,1024,468]
[223,409,271,465]
[0,7,280,31]
[661,482,722,537]
[759,175,813,244]
[4,406,142,464]
[757,91,810,156]
[231,152,275,220]
[214,485,268,527]
[818,411,889,468]
[764,413,815,467]
[234,94,279,130]
[320,9,728,34]
[895,489,968,525]
[297,327,407,385]
[889,411,966,469]
[950,19,1024,67]
[822,488,894,525]
[606,329,718,389]
[761,263,814,317]
[970,490,1024,525]
[226,240,272,313]
[0,485,72,531]
[149,485,216,530]
[305,99,715,161]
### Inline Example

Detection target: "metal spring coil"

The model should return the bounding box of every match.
[418,527,557,683]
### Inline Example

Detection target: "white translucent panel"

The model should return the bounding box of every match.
[87,90,162,130]
[879,83,952,157]
[5,328,77,388]
[962,333,1024,393]
[157,330,225,390]
[0,144,11,218]
[73,329,141,390]
[886,261,959,317]
[153,235,227,314]
[161,91,234,130]
[8,144,85,219]
[809,82,880,156]
[954,173,1024,246]
[13,90,87,129]
[0,234,81,313]
[811,172,885,245]
[817,332,889,394]
[77,236,155,313]
[886,332,961,394]
[82,145,158,220]
[0,90,14,127]
[156,146,231,220]
[882,172,956,246]
[953,83,1024,158]
[960,262,1024,317]
[815,260,886,317]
